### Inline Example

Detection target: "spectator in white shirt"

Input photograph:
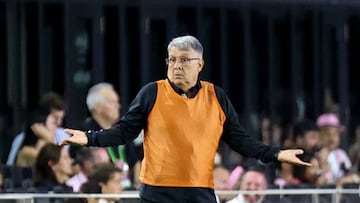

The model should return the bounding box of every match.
[226,167,267,203]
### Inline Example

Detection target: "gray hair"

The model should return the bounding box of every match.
[167,35,203,57]
[86,82,114,112]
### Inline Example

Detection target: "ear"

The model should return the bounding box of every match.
[48,160,55,170]
[99,182,105,193]
[198,59,204,72]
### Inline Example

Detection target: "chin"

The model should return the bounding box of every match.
[173,79,184,85]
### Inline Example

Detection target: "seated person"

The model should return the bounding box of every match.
[213,165,230,202]
[7,92,69,165]
[66,147,110,192]
[16,107,57,167]
[80,163,124,203]
[34,143,73,193]
[226,167,267,203]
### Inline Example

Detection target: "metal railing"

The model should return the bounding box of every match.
[0,188,359,203]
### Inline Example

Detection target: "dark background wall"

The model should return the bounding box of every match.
[1,0,360,162]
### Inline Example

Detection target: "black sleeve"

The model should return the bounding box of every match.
[86,82,157,147]
[214,85,280,163]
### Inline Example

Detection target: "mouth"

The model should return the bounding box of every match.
[174,74,183,78]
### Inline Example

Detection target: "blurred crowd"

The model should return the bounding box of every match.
[0,82,359,203]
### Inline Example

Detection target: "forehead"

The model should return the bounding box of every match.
[100,88,119,99]
[168,47,198,56]
[243,171,266,183]
[304,130,319,137]
[51,109,65,115]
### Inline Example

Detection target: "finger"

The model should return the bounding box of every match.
[300,162,312,167]
[295,159,312,167]
[64,129,76,135]
[294,149,304,155]
[59,140,68,146]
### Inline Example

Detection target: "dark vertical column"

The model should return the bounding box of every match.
[290,9,303,122]
[92,1,104,83]
[243,8,254,133]
[336,16,349,148]
[63,0,76,124]
[0,2,7,110]
[313,10,321,118]
[38,2,51,95]
[6,1,24,133]
[139,3,150,86]
[220,6,229,91]
[267,16,276,121]
[118,2,130,113]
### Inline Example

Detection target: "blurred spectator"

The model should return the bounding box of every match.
[16,107,56,167]
[226,167,267,203]
[336,164,360,187]
[7,92,70,165]
[214,152,222,166]
[214,165,230,202]
[348,124,360,173]
[34,143,73,193]
[292,120,320,184]
[66,147,110,192]
[312,113,351,184]
[274,162,300,187]
[226,166,244,190]
[73,82,142,190]
[80,163,123,203]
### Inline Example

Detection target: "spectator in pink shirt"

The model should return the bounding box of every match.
[66,147,110,192]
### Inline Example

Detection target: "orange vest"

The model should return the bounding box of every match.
[139,80,226,187]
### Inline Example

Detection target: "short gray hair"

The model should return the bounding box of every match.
[86,82,114,112]
[167,35,203,57]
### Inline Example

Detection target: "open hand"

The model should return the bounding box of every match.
[59,129,88,146]
[277,149,312,167]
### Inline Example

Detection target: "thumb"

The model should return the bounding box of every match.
[64,128,76,135]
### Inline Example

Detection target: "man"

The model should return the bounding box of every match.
[66,147,110,192]
[61,35,311,202]
[69,83,121,158]
[226,168,267,203]
[72,82,142,189]
[292,120,320,184]
[6,92,70,165]
[213,165,230,203]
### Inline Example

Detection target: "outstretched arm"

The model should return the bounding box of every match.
[215,85,311,167]
[60,82,157,147]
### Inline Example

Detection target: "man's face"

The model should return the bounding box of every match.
[303,130,320,151]
[240,171,267,203]
[100,172,124,200]
[167,47,204,90]
[94,88,120,124]
[213,167,230,190]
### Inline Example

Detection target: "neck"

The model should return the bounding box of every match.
[93,114,113,129]
[55,172,68,184]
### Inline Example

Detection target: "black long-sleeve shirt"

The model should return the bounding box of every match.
[86,79,279,163]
